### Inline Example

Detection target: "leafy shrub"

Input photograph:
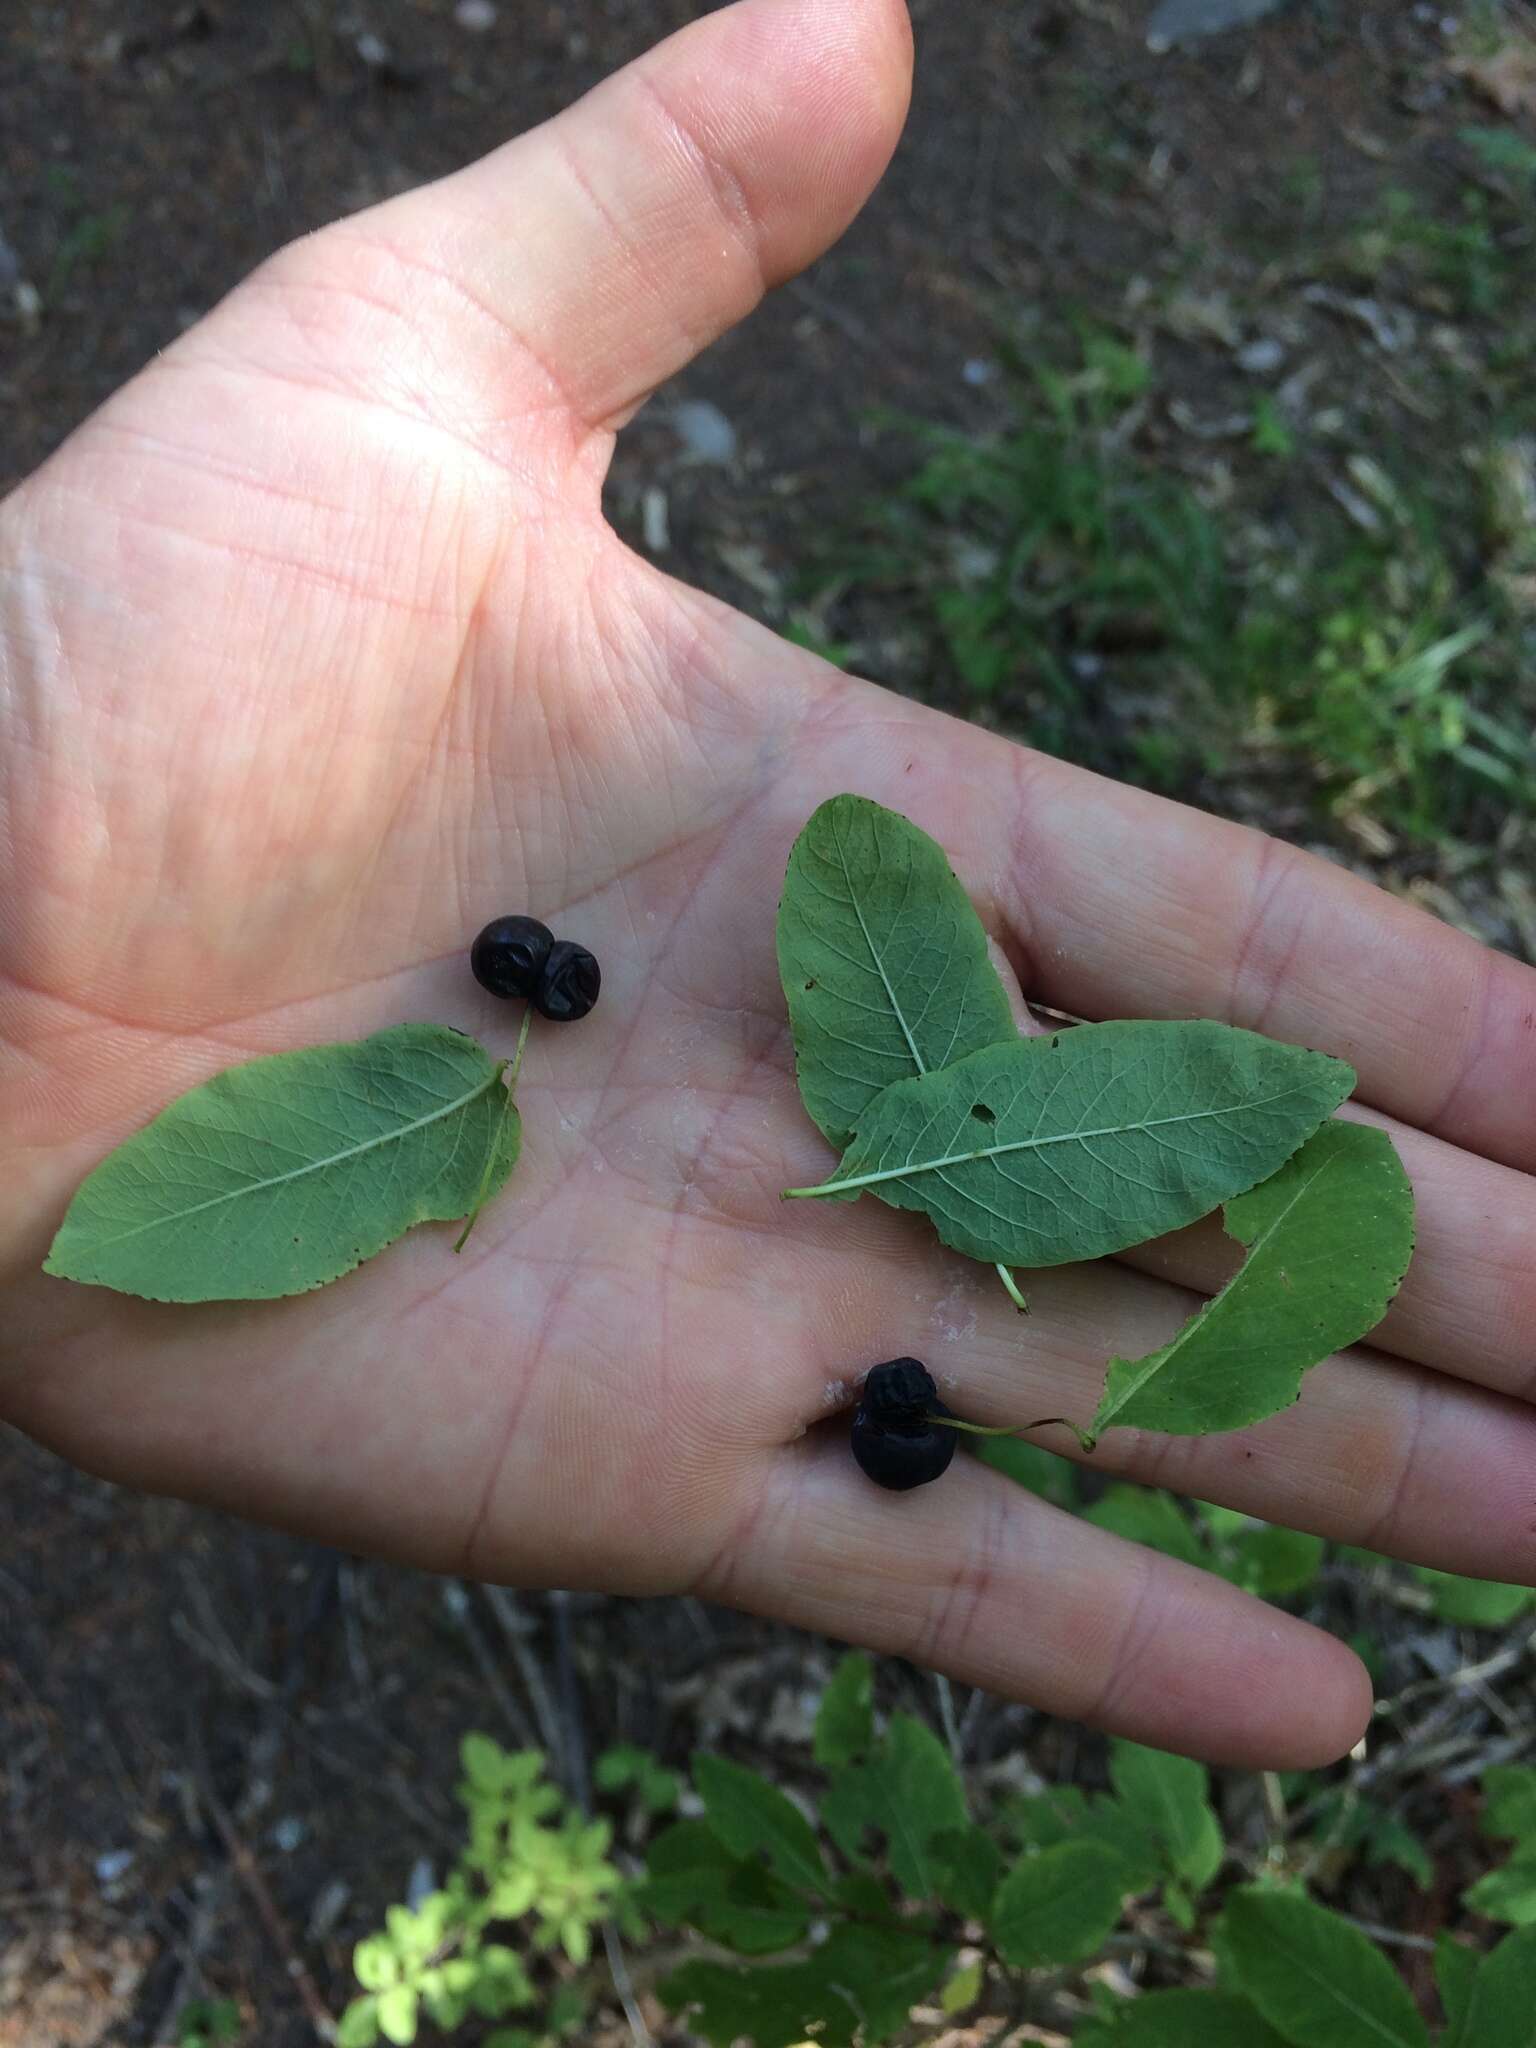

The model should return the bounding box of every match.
[336,1737,624,2046]
[340,1651,1536,2044]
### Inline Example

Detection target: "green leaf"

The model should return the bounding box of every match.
[1364,1814,1434,1892]
[375,1985,419,2048]
[792,1022,1354,1272]
[830,1869,894,1919]
[1091,1121,1411,1437]
[1303,1793,1435,1892]
[1005,1784,1093,1849]
[177,2000,242,2048]
[989,1841,1127,1968]
[1164,1877,1196,1932]
[642,1767,681,1811]
[1414,1568,1535,1627]
[971,1434,1081,1509]
[44,1023,519,1301]
[354,1938,400,1992]
[546,1984,587,2035]
[336,2000,381,2048]
[1447,1923,1536,2047]
[560,1918,591,1964]
[661,1927,945,2048]
[643,1820,811,1953]
[693,1754,826,1894]
[941,1959,985,2014]
[419,1978,468,2034]
[1084,1486,1205,1568]
[814,1653,875,1767]
[593,1744,678,1811]
[461,1730,520,1794]
[1464,1852,1536,1925]
[1435,1933,1479,2040]
[1224,1887,1430,2047]
[468,1947,534,2019]
[823,1713,968,1899]
[1109,1741,1223,1891]
[1483,1767,1536,1844]
[1078,1988,1289,2046]
[775,794,1016,1149]
[817,1923,949,2040]
[1002,1787,1161,1893]
[930,1823,1003,1919]
[881,1715,968,1895]
[1195,1500,1251,1538]
[594,1744,648,1791]
[1223,1523,1326,1599]
[661,1958,860,2048]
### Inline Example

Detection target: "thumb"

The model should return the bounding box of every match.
[272,0,912,437]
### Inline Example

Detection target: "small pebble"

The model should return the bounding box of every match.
[670,398,737,466]
[1237,337,1285,374]
[95,1848,135,1887]
[454,0,498,28]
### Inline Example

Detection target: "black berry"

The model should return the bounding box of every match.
[850,1358,956,1492]
[535,940,601,1022]
[471,915,554,1000]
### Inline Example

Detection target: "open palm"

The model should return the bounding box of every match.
[4,0,1535,1769]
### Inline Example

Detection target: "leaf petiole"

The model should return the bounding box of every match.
[454,1006,535,1254]
[932,1413,1097,1456]
[994,1263,1030,1314]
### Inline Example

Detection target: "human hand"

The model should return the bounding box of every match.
[4,0,1534,1769]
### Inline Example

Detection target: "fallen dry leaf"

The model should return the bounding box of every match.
[1451,32,1536,119]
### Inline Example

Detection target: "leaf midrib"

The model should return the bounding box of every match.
[817,1084,1316,1196]
[1094,1142,1338,1428]
[69,1066,503,1252]
[1259,1924,1422,2047]
[832,809,926,1077]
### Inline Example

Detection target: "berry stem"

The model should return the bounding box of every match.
[453,1006,535,1255]
[506,1001,535,1086]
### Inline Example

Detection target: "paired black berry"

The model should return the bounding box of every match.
[536,939,601,1022]
[850,1358,957,1492]
[470,916,601,1022]
[471,915,554,1000]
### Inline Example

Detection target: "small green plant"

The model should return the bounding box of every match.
[176,1999,241,2048]
[817,330,1231,774]
[39,169,129,307]
[593,1744,682,1815]
[1461,124,1536,186]
[337,1737,624,2047]
[803,326,1536,848]
[1250,393,1296,460]
[1351,185,1516,320]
